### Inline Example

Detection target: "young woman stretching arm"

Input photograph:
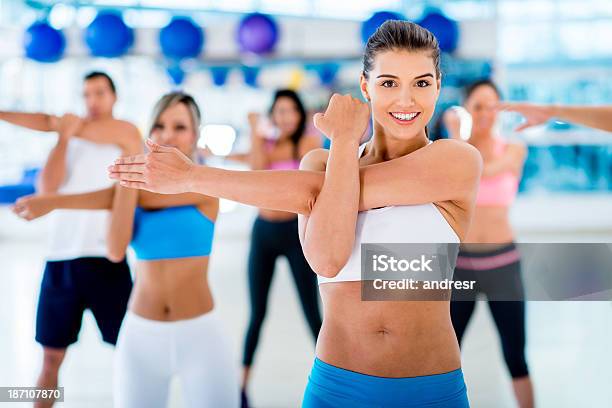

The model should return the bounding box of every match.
[110,22,482,407]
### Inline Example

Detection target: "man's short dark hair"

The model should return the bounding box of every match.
[84,71,116,94]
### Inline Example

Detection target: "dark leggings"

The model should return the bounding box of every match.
[243,217,322,366]
[450,244,529,379]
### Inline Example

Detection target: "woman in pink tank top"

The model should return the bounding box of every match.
[444,79,534,408]
[241,89,322,406]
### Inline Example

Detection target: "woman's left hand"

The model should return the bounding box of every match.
[108,139,195,194]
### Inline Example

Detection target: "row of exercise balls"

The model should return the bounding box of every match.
[25,12,278,63]
[25,9,459,63]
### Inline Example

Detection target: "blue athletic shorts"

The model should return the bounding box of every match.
[35,257,132,348]
[302,358,470,407]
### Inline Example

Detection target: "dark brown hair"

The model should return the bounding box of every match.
[362,20,441,80]
[84,71,116,94]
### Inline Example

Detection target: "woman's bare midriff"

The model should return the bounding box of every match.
[463,206,514,249]
[316,282,461,377]
[129,256,214,321]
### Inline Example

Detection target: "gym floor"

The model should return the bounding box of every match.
[1,200,612,408]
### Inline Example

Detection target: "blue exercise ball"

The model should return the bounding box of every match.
[85,11,134,58]
[160,17,204,60]
[417,11,459,54]
[237,13,279,55]
[361,11,405,44]
[24,21,66,63]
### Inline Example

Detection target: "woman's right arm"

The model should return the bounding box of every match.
[297,95,365,277]
[105,141,143,262]
[106,184,138,262]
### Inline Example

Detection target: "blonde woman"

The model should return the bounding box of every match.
[14,92,239,407]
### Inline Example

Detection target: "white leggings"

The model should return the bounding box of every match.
[113,310,239,408]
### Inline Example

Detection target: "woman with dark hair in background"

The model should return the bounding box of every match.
[240,89,322,404]
[444,79,534,408]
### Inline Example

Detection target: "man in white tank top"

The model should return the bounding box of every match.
[0,72,133,408]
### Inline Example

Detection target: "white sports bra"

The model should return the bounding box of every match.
[317,142,460,285]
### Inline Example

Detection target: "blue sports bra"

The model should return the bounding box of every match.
[131,205,214,261]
